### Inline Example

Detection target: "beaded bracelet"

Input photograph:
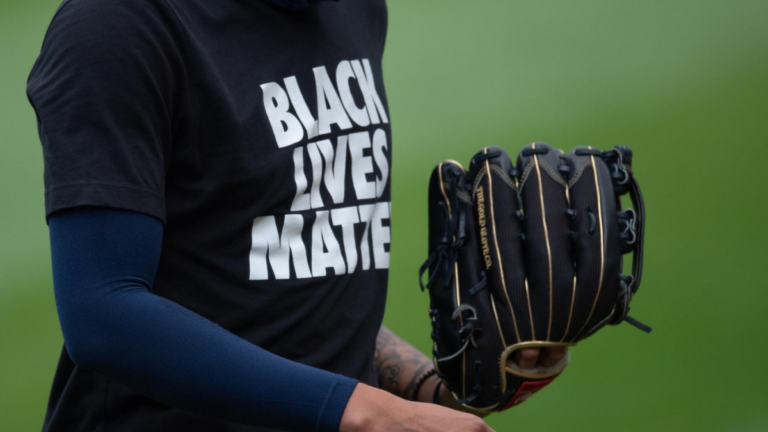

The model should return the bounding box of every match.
[411,368,438,401]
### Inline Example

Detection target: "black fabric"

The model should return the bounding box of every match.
[421,143,648,411]
[27,0,390,431]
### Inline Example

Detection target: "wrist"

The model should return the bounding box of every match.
[412,369,438,402]
[438,385,492,418]
[418,374,441,403]
[438,382,456,407]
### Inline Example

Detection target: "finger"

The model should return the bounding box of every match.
[539,347,567,367]
[514,348,540,369]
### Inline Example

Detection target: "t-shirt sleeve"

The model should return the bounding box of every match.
[27,0,187,223]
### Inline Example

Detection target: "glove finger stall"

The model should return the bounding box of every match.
[425,161,468,388]
[468,146,527,349]
[516,143,575,343]
[425,161,506,407]
[564,147,622,341]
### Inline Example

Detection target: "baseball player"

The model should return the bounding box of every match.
[27,0,566,431]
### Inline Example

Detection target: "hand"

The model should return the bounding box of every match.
[340,383,495,432]
[511,346,568,369]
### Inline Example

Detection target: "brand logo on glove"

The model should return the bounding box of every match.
[476,186,492,270]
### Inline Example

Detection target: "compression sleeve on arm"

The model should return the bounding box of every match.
[49,207,357,432]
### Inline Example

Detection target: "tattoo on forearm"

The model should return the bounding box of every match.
[374,326,434,400]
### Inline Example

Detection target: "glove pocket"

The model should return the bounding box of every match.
[497,341,571,409]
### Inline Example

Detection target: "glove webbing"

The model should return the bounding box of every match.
[604,148,650,333]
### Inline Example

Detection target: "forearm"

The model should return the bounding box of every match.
[374,325,435,401]
[374,325,482,414]
[50,208,356,432]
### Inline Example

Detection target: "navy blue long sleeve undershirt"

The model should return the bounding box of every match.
[48,207,357,432]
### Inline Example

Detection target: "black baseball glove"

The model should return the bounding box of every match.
[419,143,649,412]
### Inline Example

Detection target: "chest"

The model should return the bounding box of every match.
[167,2,391,216]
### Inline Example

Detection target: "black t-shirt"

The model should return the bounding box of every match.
[27,0,390,430]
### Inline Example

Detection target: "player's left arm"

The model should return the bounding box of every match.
[374,326,435,402]
[374,326,567,409]
[374,326,469,410]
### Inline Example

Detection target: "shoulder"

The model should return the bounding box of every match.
[42,0,184,54]
[30,0,187,87]
[53,0,172,23]
[28,0,189,120]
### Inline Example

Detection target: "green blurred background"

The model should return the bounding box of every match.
[1,0,766,430]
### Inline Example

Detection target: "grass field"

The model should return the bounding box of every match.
[2,1,767,431]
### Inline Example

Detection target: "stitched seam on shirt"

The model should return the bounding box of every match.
[159,0,195,149]
[45,182,165,199]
